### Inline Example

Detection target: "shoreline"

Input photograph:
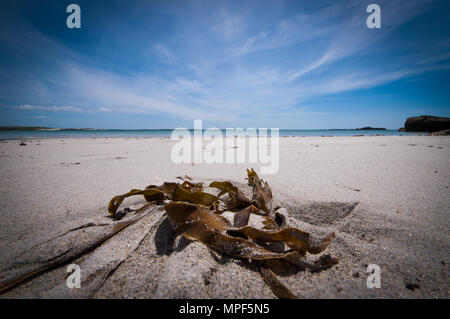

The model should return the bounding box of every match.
[0,133,430,141]
[0,128,423,140]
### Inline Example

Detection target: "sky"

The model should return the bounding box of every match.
[0,0,449,129]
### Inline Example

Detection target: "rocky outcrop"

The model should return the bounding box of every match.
[404,115,450,132]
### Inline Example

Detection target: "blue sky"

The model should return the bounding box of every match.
[0,0,449,129]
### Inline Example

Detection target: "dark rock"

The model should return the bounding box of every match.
[404,115,450,132]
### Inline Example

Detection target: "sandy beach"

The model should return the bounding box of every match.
[0,136,448,298]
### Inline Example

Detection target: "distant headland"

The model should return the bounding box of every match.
[0,126,97,131]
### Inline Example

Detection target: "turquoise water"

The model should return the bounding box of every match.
[0,129,418,139]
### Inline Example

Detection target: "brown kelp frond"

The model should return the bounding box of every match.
[251,176,273,214]
[226,190,253,210]
[258,261,298,299]
[209,181,252,209]
[106,169,338,298]
[246,168,258,186]
[107,182,217,216]
[181,180,203,192]
[231,226,335,254]
[209,181,238,196]
[108,188,165,216]
[176,175,193,181]
[233,205,258,227]
[164,201,231,233]
[172,184,218,206]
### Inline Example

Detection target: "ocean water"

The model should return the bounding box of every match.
[0,129,419,140]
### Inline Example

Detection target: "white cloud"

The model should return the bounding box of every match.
[2,0,445,128]
[212,8,244,39]
[154,43,177,64]
[14,105,83,112]
[288,50,335,82]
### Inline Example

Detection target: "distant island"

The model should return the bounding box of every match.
[0,126,53,130]
[0,126,97,131]
[355,127,386,130]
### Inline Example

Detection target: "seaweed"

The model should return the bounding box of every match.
[107,169,337,298]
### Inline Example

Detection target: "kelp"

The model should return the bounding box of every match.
[209,181,252,209]
[172,184,218,206]
[258,261,298,299]
[106,169,338,299]
[164,202,296,261]
[177,175,193,181]
[233,205,258,227]
[249,170,273,214]
[247,168,258,186]
[209,181,237,196]
[181,180,203,192]
[227,190,253,210]
[108,188,165,216]
[230,226,335,254]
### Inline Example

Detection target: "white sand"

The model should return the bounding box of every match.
[0,136,448,298]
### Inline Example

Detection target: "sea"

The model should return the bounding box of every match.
[0,129,419,140]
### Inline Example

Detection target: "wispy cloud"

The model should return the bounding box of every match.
[14,105,83,112]
[154,43,177,64]
[0,0,448,128]
[288,50,335,82]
